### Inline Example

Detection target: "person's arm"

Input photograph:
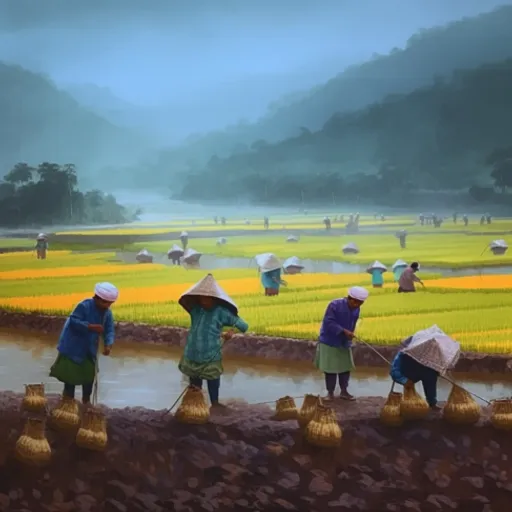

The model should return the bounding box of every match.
[68,302,91,332]
[221,309,249,333]
[321,302,352,347]
[103,310,115,347]
[412,273,422,283]
[421,371,438,407]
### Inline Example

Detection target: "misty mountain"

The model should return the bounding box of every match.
[178,57,512,204]
[156,5,512,178]
[0,63,148,182]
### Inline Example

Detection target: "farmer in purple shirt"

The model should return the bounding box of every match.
[315,286,369,401]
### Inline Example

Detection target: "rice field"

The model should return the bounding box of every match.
[0,251,511,354]
[129,233,511,269]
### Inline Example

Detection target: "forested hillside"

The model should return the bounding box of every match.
[156,5,512,182]
[0,63,146,183]
[177,58,512,205]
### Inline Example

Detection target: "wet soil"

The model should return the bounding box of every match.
[1,310,510,376]
[1,392,510,511]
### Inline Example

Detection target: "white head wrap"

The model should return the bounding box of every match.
[348,286,369,302]
[94,282,119,302]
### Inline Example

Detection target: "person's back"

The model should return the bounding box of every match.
[398,267,419,292]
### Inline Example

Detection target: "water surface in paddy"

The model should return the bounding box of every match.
[119,252,512,278]
[1,331,510,410]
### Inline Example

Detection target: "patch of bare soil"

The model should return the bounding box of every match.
[0,393,510,511]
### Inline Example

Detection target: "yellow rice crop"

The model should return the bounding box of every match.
[425,275,512,289]
[0,263,163,280]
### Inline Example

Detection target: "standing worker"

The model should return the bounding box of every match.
[366,260,387,288]
[264,216,269,230]
[315,286,369,401]
[178,274,249,409]
[35,233,49,260]
[398,262,424,293]
[463,214,469,226]
[180,231,189,250]
[49,282,118,404]
[396,230,407,249]
[259,253,286,296]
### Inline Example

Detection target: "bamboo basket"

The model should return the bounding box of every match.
[443,385,481,425]
[273,396,298,421]
[76,409,108,451]
[305,404,342,448]
[15,418,51,466]
[490,399,512,431]
[175,386,210,425]
[50,396,81,430]
[298,394,320,428]
[21,384,47,413]
[400,381,429,420]
[380,390,403,427]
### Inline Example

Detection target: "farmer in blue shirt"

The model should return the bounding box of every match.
[50,282,119,404]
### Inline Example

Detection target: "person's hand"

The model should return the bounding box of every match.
[88,324,104,334]
[343,329,355,340]
[222,330,235,342]
[103,346,111,356]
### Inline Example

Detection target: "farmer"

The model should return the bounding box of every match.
[390,336,440,410]
[367,260,386,288]
[259,254,285,296]
[49,282,118,404]
[264,216,269,230]
[179,231,189,250]
[35,233,49,259]
[398,262,423,293]
[315,286,369,401]
[397,230,407,249]
[178,274,249,408]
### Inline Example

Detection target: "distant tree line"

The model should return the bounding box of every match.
[0,162,137,227]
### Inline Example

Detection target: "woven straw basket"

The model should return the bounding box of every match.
[175,386,210,425]
[400,381,429,420]
[76,409,108,451]
[443,385,481,425]
[305,404,342,448]
[15,418,51,466]
[490,399,512,431]
[273,396,298,421]
[21,384,47,413]
[298,394,320,428]
[380,391,403,427]
[50,396,81,430]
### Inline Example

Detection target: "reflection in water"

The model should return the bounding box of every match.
[0,330,511,410]
[117,252,512,277]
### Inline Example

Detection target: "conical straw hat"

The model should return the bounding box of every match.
[257,253,282,273]
[342,242,359,252]
[286,235,299,242]
[180,231,188,237]
[283,256,303,269]
[402,325,460,374]
[183,248,202,261]
[366,260,387,273]
[168,244,184,255]
[137,249,150,257]
[392,259,408,270]
[490,239,508,249]
[179,274,238,315]
[37,233,47,240]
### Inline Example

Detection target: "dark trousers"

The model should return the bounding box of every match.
[63,382,94,403]
[400,354,438,407]
[189,377,220,403]
[398,287,415,293]
[324,372,350,393]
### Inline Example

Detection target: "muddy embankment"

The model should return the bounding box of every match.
[0,392,510,511]
[1,310,511,375]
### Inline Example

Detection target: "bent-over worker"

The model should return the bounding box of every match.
[315,286,369,401]
[398,262,423,293]
[178,274,249,408]
[49,282,118,404]
[390,336,440,410]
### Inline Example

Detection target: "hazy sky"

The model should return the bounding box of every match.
[1,0,510,117]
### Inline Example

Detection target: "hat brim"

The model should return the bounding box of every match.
[179,294,238,316]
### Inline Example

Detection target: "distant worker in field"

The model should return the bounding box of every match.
[264,216,269,230]
[316,286,369,401]
[486,213,492,225]
[463,214,469,226]
[258,253,286,296]
[35,233,49,259]
[419,214,425,226]
[323,216,331,230]
[396,229,407,249]
[398,262,424,293]
[452,212,457,224]
[178,274,249,409]
[480,215,485,225]
[221,216,226,225]
[49,282,118,404]
[179,231,189,250]
[213,216,218,224]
